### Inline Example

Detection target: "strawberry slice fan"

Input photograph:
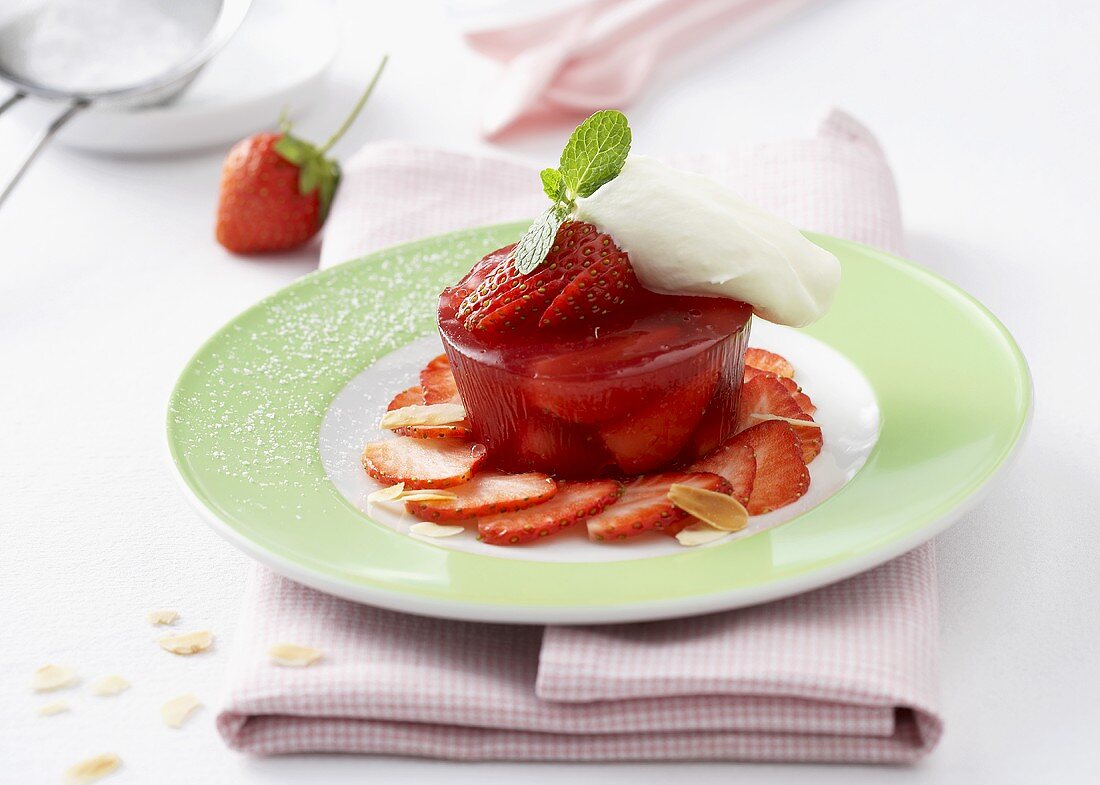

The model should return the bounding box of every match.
[365,349,817,544]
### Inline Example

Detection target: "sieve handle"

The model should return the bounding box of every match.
[0,98,88,209]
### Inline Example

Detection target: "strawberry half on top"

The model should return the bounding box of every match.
[455,220,642,335]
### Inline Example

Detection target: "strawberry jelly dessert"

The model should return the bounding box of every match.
[439,223,752,478]
[436,110,839,480]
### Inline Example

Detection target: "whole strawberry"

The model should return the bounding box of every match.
[215,55,387,254]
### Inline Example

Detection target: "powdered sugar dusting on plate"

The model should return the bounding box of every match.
[168,229,508,513]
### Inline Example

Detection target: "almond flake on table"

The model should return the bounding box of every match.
[157,630,214,655]
[91,675,130,696]
[161,693,202,728]
[380,402,466,430]
[668,483,749,532]
[146,609,179,625]
[37,700,70,716]
[675,522,731,547]
[409,521,465,538]
[268,643,324,667]
[31,664,78,692]
[64,752,120,783]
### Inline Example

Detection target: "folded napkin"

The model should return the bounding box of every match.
[457,0,821,139]
[220,111,942,763]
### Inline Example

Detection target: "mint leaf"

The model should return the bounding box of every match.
[509,111,632,274]
[512,205,564,274]
[559,110,631,199]
[540,168,566,202]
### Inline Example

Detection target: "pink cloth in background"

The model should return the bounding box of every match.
[319,110,902,268]
[462,0,820,139]
[222,111,942,762]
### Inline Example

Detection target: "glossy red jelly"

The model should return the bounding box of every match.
[438,276,752,478]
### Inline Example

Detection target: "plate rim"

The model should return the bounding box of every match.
[166,226,1033,624]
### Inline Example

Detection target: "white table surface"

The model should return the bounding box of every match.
[2,1,1097,782]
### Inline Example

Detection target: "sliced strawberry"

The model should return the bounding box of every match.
[361,438,487,489]
[598,369,719,473]
[745,348,795,378]
[387,385,424,411]
[406,471,557,521]
[734,375,809,433]
[540,223,640,328]
[587,471,731,541]
[478,479,622,545]
[455,244,570,331]
[731,421,809,514]
[734,375,821,463]
[393,420,473,440]
[792,389,816,417]
[457,222,642,334]
[686,441,756,507]
[741,366,817,418]
[420,354,462,405]
[775,375,799,394]
[743,364,766,384]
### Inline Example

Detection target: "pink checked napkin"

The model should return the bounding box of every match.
[218,111,942,763]
[461,0,821,139]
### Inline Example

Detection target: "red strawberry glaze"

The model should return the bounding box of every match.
[438,251,752,478]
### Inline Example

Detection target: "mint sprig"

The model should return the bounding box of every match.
[512,110,631,274]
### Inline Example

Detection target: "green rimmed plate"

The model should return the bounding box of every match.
[167,225,1031,624]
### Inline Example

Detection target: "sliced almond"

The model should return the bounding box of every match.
[409,521,465,538]
[65,752,120,783]
[367,482,405,503]
[147,609,179,626]
[38,700,70,716]
[380,403,466,430]
[668,484,750,532]
[91,675,130,696]
[675,522,731,547]
[749,413,822,429]
[397,490,458,503]
[157,631,213,655]
[161,693,201,728]
[268,643,324,667]
[32,664,78,692]
[368,485,457,506]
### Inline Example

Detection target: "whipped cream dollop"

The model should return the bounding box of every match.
[574,156,841,327]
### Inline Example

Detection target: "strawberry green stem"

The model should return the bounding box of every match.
[317,54,389,155]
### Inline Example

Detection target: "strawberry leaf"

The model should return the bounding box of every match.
[273,134,314,166]
[275,134,340,221]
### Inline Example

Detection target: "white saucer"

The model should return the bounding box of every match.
[9,0,337,154]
